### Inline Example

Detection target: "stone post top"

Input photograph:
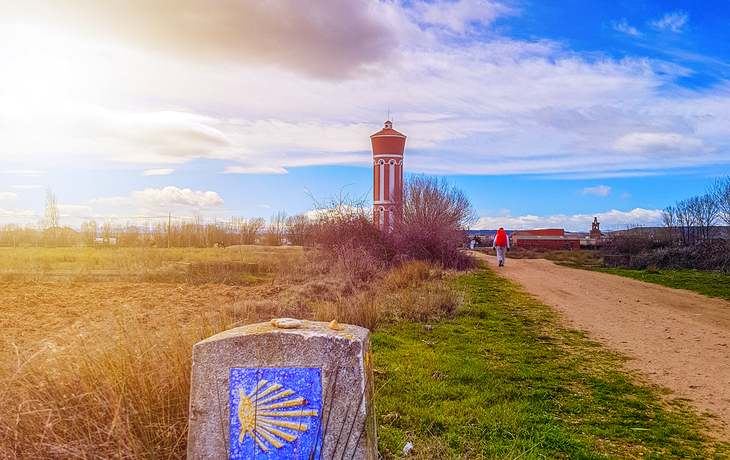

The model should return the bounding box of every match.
[197,319,370,345]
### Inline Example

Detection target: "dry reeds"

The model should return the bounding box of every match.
[0,244,468,458]
[1,312,198,458]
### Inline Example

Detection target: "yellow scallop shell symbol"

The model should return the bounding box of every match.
[237,379,319,452]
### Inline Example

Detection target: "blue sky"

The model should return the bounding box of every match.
[1,0,729,232]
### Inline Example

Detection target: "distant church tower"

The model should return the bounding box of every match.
[590,217,602,239]
[371,121,406,232]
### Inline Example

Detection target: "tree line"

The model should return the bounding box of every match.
[604,176,730,271]
[0,213,309,248]
[661,176,730,245]
[1,176,476,272]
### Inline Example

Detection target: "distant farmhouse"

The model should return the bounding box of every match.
[470,217,606,251]
[511,228,581,250]
[41,226,81,247]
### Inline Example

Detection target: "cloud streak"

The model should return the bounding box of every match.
[611,19,640,37]
[649,11,689,33]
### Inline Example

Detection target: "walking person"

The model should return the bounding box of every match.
[493,227,509,267]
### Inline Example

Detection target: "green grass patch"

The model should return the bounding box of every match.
[592,268,730,303]
[372,268,729,459]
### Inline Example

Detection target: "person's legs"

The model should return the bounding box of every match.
[496,246,506,266]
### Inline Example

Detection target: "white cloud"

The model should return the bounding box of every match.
[2,169,44,177]
[131,187,224,209]
[84,186,225,219]
[0,100,233,164]
[0,207,36,220]
[0,0,728,181]
[411,0,516,34]
[611,19,640,37]
[582,185,611,197]
[614,132,707,156]
[622,192,632,199]
[58,204,93,217]
[649,11,688,33]
[0,192,19,201]
[142,168,174,176]
[224,165,289,175]
[86,196,135,207]
[10,185,43,189]
[475,208,664,232]
[4,0,403,78]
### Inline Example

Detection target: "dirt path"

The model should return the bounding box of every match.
[472,252,730,440]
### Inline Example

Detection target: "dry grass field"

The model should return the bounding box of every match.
[0,247,462,459]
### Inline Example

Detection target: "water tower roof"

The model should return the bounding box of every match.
[370,121,406,138]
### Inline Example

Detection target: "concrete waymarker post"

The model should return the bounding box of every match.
[188,319,376,460]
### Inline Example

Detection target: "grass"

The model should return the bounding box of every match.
[373,266,729,459]
[592,268,730,303]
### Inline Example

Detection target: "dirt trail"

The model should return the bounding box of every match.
[472,252,730,439]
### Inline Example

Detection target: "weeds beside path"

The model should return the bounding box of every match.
[373,267,729,459]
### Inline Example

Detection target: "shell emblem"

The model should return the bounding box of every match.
[230,368,322,458]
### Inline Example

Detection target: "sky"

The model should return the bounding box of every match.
[1,0,729,232]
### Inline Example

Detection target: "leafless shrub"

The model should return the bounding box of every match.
[393,175,476,270]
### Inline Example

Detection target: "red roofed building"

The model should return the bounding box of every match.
[371,121,406,233]
[511,229,581,250]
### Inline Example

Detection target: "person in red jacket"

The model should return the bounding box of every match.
[492,227,509,267]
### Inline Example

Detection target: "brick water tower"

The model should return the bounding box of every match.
[371,120,406,232]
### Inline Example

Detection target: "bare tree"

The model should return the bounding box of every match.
[41,187,60,246]
[285,214,313,246]
[401,175,476,232]
[710,176,730,238]
[229,217,265,245]
[395,175,476,269]
[0,223,22,247]
[265,211,287,246]
[125,221,141,247]
[674,198,695,245]
[660,205,679,245]
[693,194,717,241]
[80,220,99,246]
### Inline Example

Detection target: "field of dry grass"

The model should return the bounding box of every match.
[0,246,303,283]
[0,247,464,458]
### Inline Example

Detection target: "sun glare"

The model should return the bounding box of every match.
[1,53,72,100]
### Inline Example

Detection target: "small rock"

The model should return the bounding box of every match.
[270,318,302,329]
[402,442,415,456]
[329,319,342,330]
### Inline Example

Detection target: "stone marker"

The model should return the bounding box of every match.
[188,319,376,460]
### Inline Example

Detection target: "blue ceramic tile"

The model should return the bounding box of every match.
[230,368,322,459]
